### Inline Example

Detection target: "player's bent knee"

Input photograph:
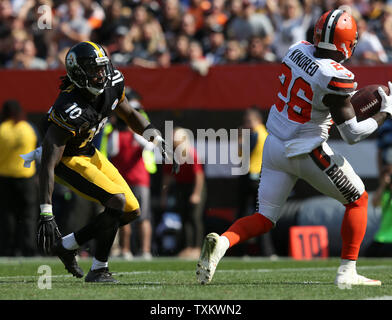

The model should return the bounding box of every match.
[105,193,126,211]
[345,191,368,209]
[119,208,141,226]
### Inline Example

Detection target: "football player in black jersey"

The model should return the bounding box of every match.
[36,41,178,282]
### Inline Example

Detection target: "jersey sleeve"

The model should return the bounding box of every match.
[326,76,356,94]
[318,61,356,96]
[48,103,80,136]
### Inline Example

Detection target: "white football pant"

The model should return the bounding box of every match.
[258,134,365,224]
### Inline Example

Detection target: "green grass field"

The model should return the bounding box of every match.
[0,256,391,300]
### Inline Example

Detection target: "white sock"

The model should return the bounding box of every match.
[91,257,108,271]
[340,259,356,270]
[219,236,230,251]
[62,233,79,250]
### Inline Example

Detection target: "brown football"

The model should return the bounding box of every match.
[351,84,390,121]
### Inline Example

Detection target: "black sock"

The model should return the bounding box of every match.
[74,208,122,245]
[94,218,119,262]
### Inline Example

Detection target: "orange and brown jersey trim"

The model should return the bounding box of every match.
[327,77,355,93]
[48,109,76,136]
[309,145,331,171]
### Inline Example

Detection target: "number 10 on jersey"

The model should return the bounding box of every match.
[276,63,314,124]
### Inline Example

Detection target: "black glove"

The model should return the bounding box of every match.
[37,214,62,255]
[143,124,180,174]
[161,139,180,174]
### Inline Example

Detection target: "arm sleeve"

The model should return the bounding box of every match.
[337,116,378,145]
[317,62,356,104]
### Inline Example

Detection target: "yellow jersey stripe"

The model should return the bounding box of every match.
[119,88,126,104]
[62,84,75,93]
[49,110,76,136]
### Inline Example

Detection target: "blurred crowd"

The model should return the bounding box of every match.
[1,0,392,72]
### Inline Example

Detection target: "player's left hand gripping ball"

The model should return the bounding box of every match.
[37,212,62,255]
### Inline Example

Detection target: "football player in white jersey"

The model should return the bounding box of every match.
[196,8,392,287]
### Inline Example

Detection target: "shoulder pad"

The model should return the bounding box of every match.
[318,60,355,95]
[288,41,307,51]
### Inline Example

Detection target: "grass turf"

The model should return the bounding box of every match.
[0,256,391,300]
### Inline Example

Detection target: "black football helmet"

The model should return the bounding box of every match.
[65,41,114,95]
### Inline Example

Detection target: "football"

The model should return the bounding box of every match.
[351,84,390,121]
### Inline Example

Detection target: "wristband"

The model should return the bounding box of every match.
[143,123,164,145]
[143,123,161,143]
[40,204,53,216]
[143,123,156,132]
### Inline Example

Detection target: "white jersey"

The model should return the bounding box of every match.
[266,41,356,157]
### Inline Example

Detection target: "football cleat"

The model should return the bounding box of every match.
[85,268,118,283]
[52,240,84,278]
[334,266,381,287]
[196,233,227,285]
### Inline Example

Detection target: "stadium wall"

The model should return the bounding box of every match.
[1,64,392,112]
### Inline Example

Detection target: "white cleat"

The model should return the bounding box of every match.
[196,233,226,285]
[335,266,381,287]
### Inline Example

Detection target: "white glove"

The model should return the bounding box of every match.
[378,81,392,117]
[20,146,42,168]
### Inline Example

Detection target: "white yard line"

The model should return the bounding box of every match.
[0,265,389,281]
[365,296,392,300]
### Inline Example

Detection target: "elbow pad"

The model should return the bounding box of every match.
[337,116,378,145]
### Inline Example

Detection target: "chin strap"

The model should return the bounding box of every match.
[86,86,104,96]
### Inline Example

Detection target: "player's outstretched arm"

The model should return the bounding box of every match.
[115,96,152,137]
[115,97,180,174]
[39,124,70,205]
[324,93,387,144]
[38,124,71,255]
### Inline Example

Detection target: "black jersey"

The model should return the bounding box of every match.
[44,70,125,156]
